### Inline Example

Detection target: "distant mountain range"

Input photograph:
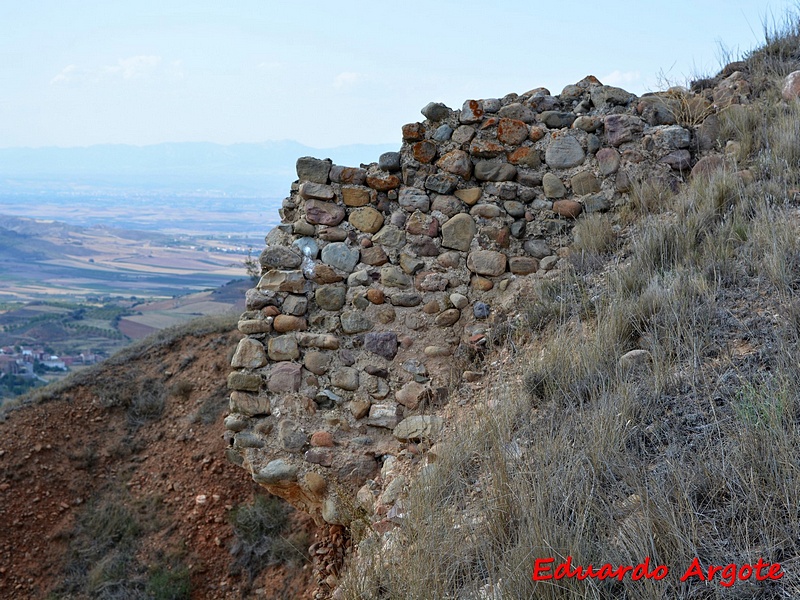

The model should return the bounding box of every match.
[0,140,398,197]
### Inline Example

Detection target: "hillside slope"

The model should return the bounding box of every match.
[0,316,317,599]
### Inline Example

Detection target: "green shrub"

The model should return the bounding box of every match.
[146,565,191,600]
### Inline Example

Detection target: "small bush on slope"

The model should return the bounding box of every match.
[50,489,191,600]
[228,494,311,589]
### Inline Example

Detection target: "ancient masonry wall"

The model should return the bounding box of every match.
[224,71,749,525]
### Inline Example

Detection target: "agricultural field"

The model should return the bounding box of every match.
[0,279,249,351]
[0,213,260,302]
[0,207,258,400]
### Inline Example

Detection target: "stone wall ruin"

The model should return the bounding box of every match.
[224,70,751,526]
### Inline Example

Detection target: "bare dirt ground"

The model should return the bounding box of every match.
[0,323,317,599]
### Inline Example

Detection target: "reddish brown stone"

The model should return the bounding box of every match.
[341,186,371,207]
[413,141,437,163]
[437,149,472,178]
[310,431,335,447]
[273,315,307,332]
[497,118,529,145]
[405,211,439,237]
[349,399,371,420]
[396,381,426,409]
[304,351,329,375]
[479,117,500,130]
[471,276,494,291]
[483,225,510,248]
[366,288,385,304]
[360,246,389,266]
[470,139,505,158]
[402,122,425,141]
[552,199,583,219]
[262,306,281,317]
[366,173,401,191]
[435,308,461,327]
[318,226,348,242]
[423,300,440,314]
[529,126,546,142]
[309,263,344,284]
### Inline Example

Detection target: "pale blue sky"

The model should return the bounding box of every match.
[0,1,794,149]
